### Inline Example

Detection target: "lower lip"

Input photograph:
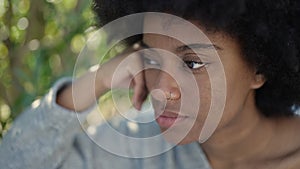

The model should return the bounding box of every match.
[156,115,187,128]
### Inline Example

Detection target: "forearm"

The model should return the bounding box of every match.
[56,69,108,112]
[56,46,140,112]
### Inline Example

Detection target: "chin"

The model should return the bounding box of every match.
[159,127,198,145]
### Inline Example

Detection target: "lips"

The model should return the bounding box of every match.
[155,111,188,128]
[151,96,188,128]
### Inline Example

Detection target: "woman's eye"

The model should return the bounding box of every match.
[184,61,206,69]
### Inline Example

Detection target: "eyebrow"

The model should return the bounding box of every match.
[140,41,222,53]
[176,43,222,52]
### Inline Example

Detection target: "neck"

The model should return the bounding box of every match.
[201,92,278,168]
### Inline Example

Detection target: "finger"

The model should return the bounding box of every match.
[132,71,148,110]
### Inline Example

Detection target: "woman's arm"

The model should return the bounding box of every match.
[57,46,147,112]
[0,45,148,169]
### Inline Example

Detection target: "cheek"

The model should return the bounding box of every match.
[214,63,254,128]
[194,76,212,122]
[181,75,212,141]
[225,61,253,104]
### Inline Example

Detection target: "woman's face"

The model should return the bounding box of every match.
[142,14,265,144]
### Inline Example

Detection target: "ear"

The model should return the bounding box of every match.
[250,73,266,89]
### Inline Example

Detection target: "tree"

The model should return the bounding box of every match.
[0,0,96,138]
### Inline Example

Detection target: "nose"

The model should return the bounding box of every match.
[151,71,181,102]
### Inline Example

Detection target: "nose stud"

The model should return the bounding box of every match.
[166,91,175,100]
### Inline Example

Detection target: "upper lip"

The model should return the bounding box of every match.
[151,97,189,118]
[156,111,187,118]
[160,111,179,117]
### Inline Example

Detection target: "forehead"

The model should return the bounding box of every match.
[142,13,212,45]
[142,13,245,67]
[142,13,231,48]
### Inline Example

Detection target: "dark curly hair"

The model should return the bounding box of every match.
[93,0,300,117]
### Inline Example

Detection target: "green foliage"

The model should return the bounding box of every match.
[0,0,101,138]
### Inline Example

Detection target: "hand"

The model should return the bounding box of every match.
[96,46,148,110]
[57,44,148,111]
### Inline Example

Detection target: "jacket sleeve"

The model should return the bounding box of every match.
[0,78,95,169]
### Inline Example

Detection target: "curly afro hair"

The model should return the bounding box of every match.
[93,0,300,117]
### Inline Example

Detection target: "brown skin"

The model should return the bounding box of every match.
[56,47,148,112]
[57,14,300,169]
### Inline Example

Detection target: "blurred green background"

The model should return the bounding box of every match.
[0,0,101,138]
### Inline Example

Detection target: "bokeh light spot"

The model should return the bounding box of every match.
[0,42,8,59]
[0,104,11,123]
[0,25,9,41]
[62,0,78,11]
[17,17,29,30]
[0,0,8,17]
[10,26,21,42]
[18,0,30,14]
[28,39,40,51]
[49,54,62,74]
[71,34,85,53]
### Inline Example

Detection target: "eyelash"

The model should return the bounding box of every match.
[183,60,207,70]
[143,56,208,72]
